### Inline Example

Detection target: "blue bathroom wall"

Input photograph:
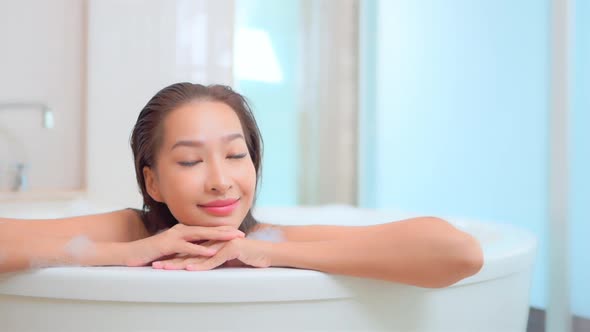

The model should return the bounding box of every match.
[367,0,551,310]
[233,0,300,206]
[236,0,589,317]
[358,0,378,208]
[571,0,589,319]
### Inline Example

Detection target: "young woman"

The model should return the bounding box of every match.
[0,83,483,288]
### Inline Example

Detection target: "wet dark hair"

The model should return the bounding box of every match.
[130,83,263,235]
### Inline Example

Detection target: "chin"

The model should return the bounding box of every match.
[199,216,242,228]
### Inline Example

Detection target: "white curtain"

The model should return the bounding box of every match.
[298,0,359,205]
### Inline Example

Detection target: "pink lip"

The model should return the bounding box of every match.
[198,198,240,216]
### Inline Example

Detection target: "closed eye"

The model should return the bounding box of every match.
[178,161,202,167]
[228,153,247,159]
[178,154,245,166]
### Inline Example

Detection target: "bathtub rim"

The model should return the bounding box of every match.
[0,220,537,304]
[0,204,537,303]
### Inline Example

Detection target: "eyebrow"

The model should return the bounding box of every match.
[170,133,245,150]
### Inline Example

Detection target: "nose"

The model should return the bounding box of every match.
[205,159,232,194]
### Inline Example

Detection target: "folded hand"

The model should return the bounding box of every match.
[151,237,272,271]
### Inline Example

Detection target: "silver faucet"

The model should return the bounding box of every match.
[0,102,54,129]
[12,163,29,192]
[0,102,54,191]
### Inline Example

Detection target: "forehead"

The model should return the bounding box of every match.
[162,101,244,144]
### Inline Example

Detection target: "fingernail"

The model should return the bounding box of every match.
[152,261,162,268]
[186,265,194,270]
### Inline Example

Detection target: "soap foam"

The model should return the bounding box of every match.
[28,235,94,269]
[246,226,285,243]
[64,235,95,260]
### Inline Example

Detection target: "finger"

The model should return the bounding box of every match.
[168,242,226,270]
[185,257,224,271]
[215,226,245,237]
[153,257,186,270]
[177,242,218,257]
[195,225,243,234]
[154,255,210,270]
[204,241,227,252]
[152,252,187,268]
[204,226,245,237]
[214,226,242,232]
[186,247,238,271]
[155,253,181,262]
[183,256,208,267]
[182,227,244,241]
[197,240,216,247]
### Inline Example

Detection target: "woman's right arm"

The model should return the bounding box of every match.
[0,209,147,273]
[0,209,244,273]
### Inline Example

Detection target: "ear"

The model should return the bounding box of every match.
[143,166,164,203]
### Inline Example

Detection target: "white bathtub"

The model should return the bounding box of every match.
[0,200,536,332]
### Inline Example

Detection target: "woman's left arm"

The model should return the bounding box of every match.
[268,217,483,288]
[152,217,483,288]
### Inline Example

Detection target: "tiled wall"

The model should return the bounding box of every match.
[370,0,551,311]
[0,0,85,191]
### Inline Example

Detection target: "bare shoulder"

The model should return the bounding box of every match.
[0,208,149,242]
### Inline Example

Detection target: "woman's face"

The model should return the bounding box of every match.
[143,100,257,229]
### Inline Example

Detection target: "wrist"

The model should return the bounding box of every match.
[84,242,130,267]
[267,241,292,267]
[117,241,144,267]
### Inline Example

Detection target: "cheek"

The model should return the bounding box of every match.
[240,162,257,195]
[160,166,202,201]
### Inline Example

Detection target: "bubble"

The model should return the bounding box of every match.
[64,235,95,259]
[246,227,284,243]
